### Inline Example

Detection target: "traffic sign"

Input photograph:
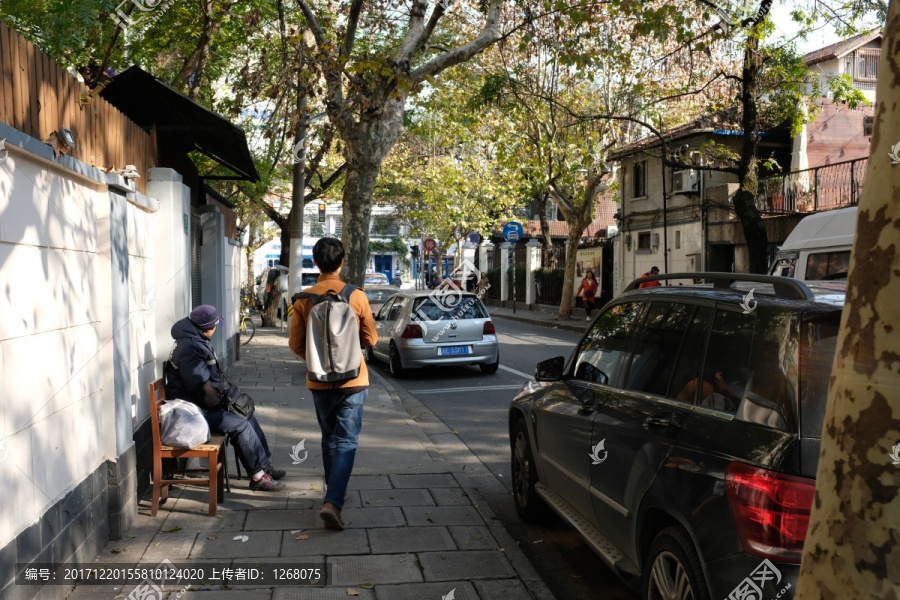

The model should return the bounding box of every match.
[423,238,437,252]
[503,221,524,242]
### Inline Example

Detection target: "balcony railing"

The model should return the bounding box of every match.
[756,157,868,214]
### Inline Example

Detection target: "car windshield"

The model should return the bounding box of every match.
[411,295,488,321]
[365,274,389,284]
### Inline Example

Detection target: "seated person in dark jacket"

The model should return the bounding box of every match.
[166,305,285,491]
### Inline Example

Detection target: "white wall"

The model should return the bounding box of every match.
[0,150,109,545]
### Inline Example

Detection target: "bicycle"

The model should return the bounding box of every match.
[239,310,256,345]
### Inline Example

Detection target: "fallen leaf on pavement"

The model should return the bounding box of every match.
[359,583,374,589]
[207,536,217,540]
[290,530,302,534]
[295,535,309,540]
[346,589,359,596]
[111,548,126,554]
[162,526,181,533]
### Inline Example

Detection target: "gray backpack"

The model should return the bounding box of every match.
[294,285,361,383]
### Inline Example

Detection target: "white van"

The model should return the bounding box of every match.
[769,206,857,281]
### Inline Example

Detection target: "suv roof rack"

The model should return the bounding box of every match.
[624,272,815,301]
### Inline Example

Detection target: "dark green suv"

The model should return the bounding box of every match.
[509,273,844,600]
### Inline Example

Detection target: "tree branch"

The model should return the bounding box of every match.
[410,0,501,84]
[294,0,326,47]
[342,0,365,60]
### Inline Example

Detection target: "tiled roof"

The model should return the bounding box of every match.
[804,29,882,66]
[518,190,618,239]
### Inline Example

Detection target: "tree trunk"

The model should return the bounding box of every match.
[731,23,769,274]
[340,161,379,285]
[177,0,222,99]
[538,192,554,267]
[795,2,900,596]
[558,225,587,320]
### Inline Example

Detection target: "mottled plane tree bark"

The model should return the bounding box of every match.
[795,1,900,596]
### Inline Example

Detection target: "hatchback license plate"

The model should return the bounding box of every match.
[440,345,471,356]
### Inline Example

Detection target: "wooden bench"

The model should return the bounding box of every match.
[148,379,226,516]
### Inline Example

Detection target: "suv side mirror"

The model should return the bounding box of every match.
[535,356,565,381]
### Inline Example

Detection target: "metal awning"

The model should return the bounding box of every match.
[100,66,259,182]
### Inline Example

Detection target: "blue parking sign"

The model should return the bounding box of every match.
[503,221,524,242]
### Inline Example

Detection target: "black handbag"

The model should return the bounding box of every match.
[220,372,256,420]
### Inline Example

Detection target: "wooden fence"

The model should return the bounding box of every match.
[0,22,156,194]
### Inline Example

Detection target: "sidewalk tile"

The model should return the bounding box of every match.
[403,506,485,527]
[144,531,198,561]
[327,554,423,586]
[419,550,516,581]
[160,509,247,533]
[341,507,406,528]
[448,526,499,551]
[191,533,280,559]
[280,529,370,556]
[360,489,434,507]
[245,510,306,531]
[429,488,473,506]
[368,527,456,554]
[474,578,533,598]
[273,588,374,600]
[374,581,478,600]
[347,475,393,490]
[389,474,457,488]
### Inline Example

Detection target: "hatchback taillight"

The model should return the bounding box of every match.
[401,324,423,339]
[725,462,815,563]
[483,321,496,335]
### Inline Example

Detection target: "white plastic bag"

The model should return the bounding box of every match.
[159,399,210,448]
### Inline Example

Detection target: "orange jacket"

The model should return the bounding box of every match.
[289,273,378,390]
[576,277,599,299]
[639,272,661,288]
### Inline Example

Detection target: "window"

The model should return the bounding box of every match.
[696,308,797,432]
[572,302,643,385]
[854,48,879,82]
[638,232,652,251]
[668,306,713,402]
[412,295,488,321]
[622,302,695,396]
[805,251,851,280]
[633,160,647,198]
[675,230,681,249]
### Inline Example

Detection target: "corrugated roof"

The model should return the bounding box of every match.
[804,29,882,66]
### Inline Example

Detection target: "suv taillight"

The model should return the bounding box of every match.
[725,462,815,564]
[401,324,423,339]
[483,321,496,335]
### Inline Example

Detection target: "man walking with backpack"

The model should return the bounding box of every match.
[289,238,378,530]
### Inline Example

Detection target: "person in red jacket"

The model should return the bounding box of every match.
[639,266,662,288]
[576,270,600,320]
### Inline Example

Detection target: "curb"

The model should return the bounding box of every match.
[373,370,558,600]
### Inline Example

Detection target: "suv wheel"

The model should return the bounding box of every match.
[511,419,547,522]
[643,526,710,600]
[389,343,405,377]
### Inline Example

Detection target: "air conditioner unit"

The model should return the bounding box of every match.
[672,169,699,194]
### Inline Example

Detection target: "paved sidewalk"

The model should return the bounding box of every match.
[63,328,556,600]
[485,304,590,335]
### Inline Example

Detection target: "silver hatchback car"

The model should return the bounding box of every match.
[367,290,499,376]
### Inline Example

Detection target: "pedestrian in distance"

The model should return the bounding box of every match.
[165,305,285,491]
[576,269,599,320]
[289,238,378,530]
[639,266,662,288]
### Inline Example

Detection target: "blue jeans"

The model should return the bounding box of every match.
[311,389,367,509]
[203,409,272,475]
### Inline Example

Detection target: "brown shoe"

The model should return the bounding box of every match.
[320,502,345,530]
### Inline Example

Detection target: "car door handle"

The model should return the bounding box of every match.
[644,413,675,429]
